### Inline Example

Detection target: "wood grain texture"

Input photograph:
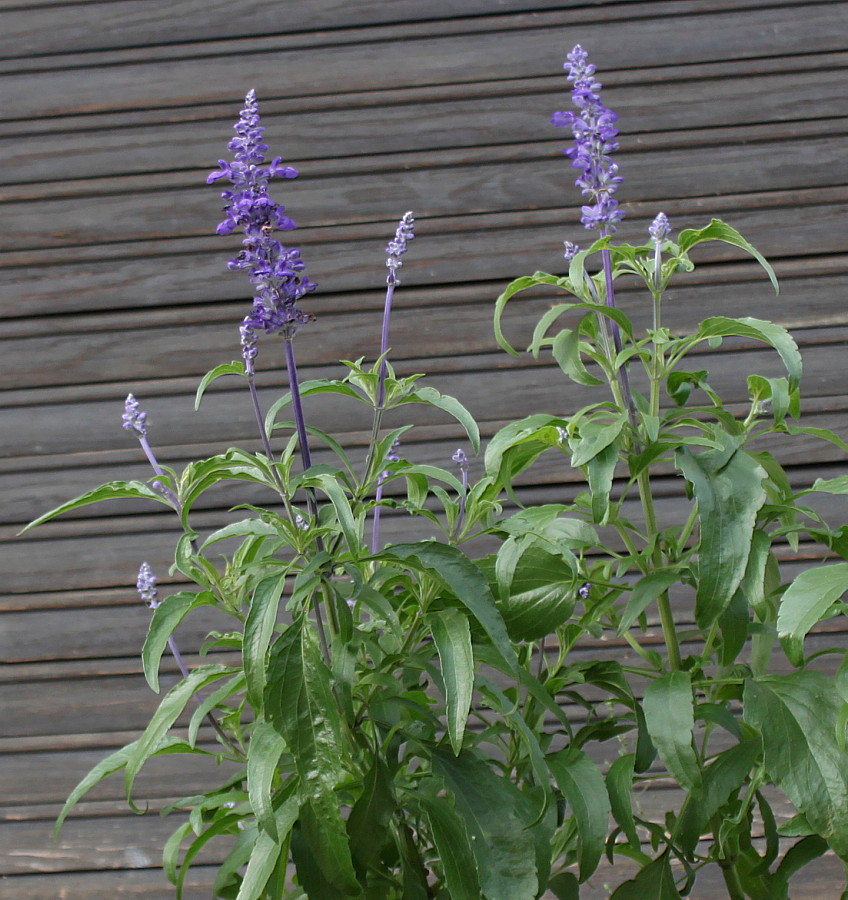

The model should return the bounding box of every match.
[3,0,848,895]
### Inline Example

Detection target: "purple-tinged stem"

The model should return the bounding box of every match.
[376,281,396,411]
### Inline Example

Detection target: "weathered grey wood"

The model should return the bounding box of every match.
[2,5,847,120]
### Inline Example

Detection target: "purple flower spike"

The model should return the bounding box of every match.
[137,561,158,608]
[552,45,624,233]
[122,394,147,438]
[649,211,670,244]
[386,211,415,286]
[210,90,316,345]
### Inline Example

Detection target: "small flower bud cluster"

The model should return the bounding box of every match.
[649,211,670,244]
[451,448,469,471]
[563,241,580,261]
[122,394,147,438]
[552,45,624,233]
[136,561,159,608]
[386,211,415,286]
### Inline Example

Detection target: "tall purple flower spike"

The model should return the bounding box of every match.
[386,211,415,286]
[552,45,624,234]
[208,90,316,352]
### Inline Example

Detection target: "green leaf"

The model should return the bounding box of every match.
[236,797,299,900]
[265,628,360,893]
[494,272,563,355]
[570,413,627,468]
[690,316,801,388]
[617,571,679,637]
[433,750,540,899]
[382,542,519,677]
[587,440,618,524]
[675,738,761,855]
[53,736,199,838]
[548,747,611,881]
[548,873,580,900]
[494,544,578,642]
[247,721,287,841]
[23,480,172,532]
[606,753,639,849]
[643,671,701,793]
[776,563,848,666]
[807,474,848,495]
[398,386,480,454]
[187,672,245,748]
[304,472,362,558]
[551,318,605,386]
[416,782,482,900]
[244,572,289,712]
[195,361,246,409]
[677,218,779,295]
[124,665,236,805]
[427,609,474,755]
[347,757,395,878]
[200,517,280,549]
[744,671,848,859]
[609,853,681,899]
[142,590,217,693]
[676,437,767,628]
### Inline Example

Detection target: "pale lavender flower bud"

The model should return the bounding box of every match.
[649,212,670,244]
[122,394,147,438]
[451,448,469,471]
[137,561,158,608]
[386,211,415,286]
[563,241,580,261]
[578,581,591,600]
[295,513,308,530]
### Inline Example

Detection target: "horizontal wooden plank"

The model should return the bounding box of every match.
[2,193,845,319]
[2,267,846,397]
[0,0,830,61]
[5,62,847,186]
[2,5,846,120]
[5,129,848,252]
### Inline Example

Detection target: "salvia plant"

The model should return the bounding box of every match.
[26,46,848,900]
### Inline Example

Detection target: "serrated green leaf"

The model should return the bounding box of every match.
[643,671,701,793]
[433,750,540,899]
[427,608,474,755]
[244,572,289,712]
[142,590,217,693]
[548,747,611,881]
[23,480,172,532]
[416,782,482,900]
[570,413,626,468]
[676,437,767,628]
[776,563,848,666]
[195,361,246,409]
[347,757,394,877]
[745,672,848,859]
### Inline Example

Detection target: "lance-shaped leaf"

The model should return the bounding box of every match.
[247,721,287,841]
[606,753,639,849]
[609,853,681,900]
[347,757,395,877]
[195,360,246,409]
[433,749,541,899]
[236,796,299,900]
[677,218,779,294]
[617,571,680,637]
[777,563,848,666]
[676,438,767,628]
[397,385,480,454]
[744,671,848,860]
[427,608,474,755]
[415,781,482,900]
[124,665,237,805]
[643,671,702,794]
[547,747,611,881]
[244,571,289,711]
[265,627,359,893]
[383,542,519,677]
[22,480,172,532]
[142,590,217,692]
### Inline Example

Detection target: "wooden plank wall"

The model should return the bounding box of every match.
[1,0,847,896]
